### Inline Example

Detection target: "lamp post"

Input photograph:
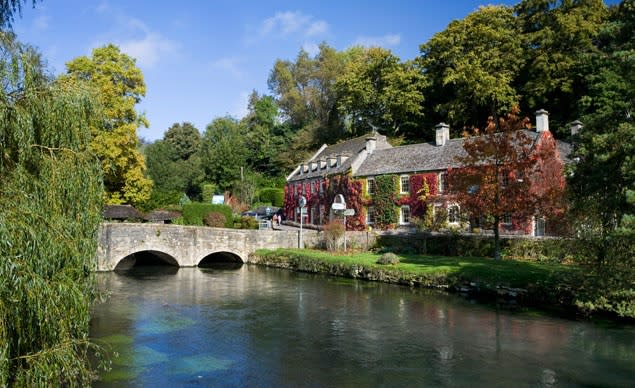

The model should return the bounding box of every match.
[298,195,306,249]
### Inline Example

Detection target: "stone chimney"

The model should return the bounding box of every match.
[569,120,583,136]
[366,134,377,154]
[435,123,450,146]
[535,109,549,132]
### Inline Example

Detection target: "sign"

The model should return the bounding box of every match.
[212,195,224,204]
[298,195,307,208]
[343,209,355,216]
[331,194,346,210]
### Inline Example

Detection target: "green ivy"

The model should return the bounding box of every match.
[374,175,398,228]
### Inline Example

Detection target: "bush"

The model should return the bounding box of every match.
[233,216,259,229]
[258,188,284,207]
[323,221,345,251]
[377,252,400,265]
[204,212,227,228]
[182,202,233,227]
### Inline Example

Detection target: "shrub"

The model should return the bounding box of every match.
[182,202,233,227]
[377,252,400,265]
[323,221,345,251]
[258,188,285,207]
[204,212,227,228]
[234,216,259,229]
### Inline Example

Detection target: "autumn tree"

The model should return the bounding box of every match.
[418,5,523,133]
[63,44,152,206]
[449,109,565,260]
[335,46,426,138]
[0,32,103,385]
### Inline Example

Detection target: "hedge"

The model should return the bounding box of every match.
[182,202,233,227]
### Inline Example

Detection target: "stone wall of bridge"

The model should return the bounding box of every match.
[96,223,321,271]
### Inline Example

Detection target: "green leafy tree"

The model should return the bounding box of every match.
[268,43,349,147]
[62,44,152,206]
[0,32,103,385]
[567,0,634,317]
[0,0,38,28]
[336,47,426,138]
[515,0,609,134]
[200,116,248,191]
[164,122,200,160]
[419,5,523,132]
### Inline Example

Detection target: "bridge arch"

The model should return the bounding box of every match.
[198,251,245,267]
[114,250,180,271]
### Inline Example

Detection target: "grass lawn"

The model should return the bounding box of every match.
[254,248,576,289]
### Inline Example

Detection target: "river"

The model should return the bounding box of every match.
[90,265,634,387]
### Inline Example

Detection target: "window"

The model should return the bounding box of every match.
[448,204,460,224]
[500,172,510,188]
[319,180,324,194]
[367,177,375,195]
[503,213,512,225]
[400,175,410,194]
[438,172,448,193]
[366,206,375,225]
[400,205,410,225]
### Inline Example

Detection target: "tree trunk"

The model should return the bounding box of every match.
[494,216,501,260]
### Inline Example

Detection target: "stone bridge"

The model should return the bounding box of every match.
[97,223,317,271]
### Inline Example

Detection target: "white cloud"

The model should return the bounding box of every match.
[210,57,244,79]
[259,11,329,38]
[33,15,49,30]
[118,32,179,69]
[228,91,250,119]
[302,42,320,56]
[354,34,401,48]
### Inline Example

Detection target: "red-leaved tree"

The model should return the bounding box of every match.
[448,108,565,260]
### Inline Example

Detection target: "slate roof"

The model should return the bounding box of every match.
[102,204,143,220]
[287,133,391,182]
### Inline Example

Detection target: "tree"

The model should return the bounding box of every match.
[335,47,426,138]
[0,0,38,28]
[449,108,565,260]
[62,44,152,206]
[0,32,103,385]
[164,122,200,160]
[200,116,248,192]
[418,5,523,133]
[515,0,609,134]
[565,0,634,317]
[268,43,349,147]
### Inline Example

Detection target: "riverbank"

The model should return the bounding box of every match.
[251,248,584,316]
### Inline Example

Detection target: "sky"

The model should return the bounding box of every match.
[10,0,557,141]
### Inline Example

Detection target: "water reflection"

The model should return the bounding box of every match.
[91,266,635,387]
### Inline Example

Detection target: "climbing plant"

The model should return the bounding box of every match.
[373,175,398,228]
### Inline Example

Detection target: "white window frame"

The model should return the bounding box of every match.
[367,177,375,195]
[400,205,411,225]
[366,206,375,225]
[400,175,410,194]
[447,203,460,224]
[438,172,448,194]
[503,213,512,225]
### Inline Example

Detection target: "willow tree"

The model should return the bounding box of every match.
[0,32,104,385]
[63,44,152,206]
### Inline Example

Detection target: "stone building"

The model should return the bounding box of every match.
[284,110,574,236]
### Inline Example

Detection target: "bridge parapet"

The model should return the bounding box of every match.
[97,223,318,271]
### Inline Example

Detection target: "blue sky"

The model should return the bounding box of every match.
[10,0,563,141]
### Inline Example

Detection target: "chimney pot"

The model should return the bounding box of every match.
[569,120,583,136]
[435,123,450,146]
[535,109,549,132]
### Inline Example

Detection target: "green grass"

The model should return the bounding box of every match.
[254,248,576,289]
